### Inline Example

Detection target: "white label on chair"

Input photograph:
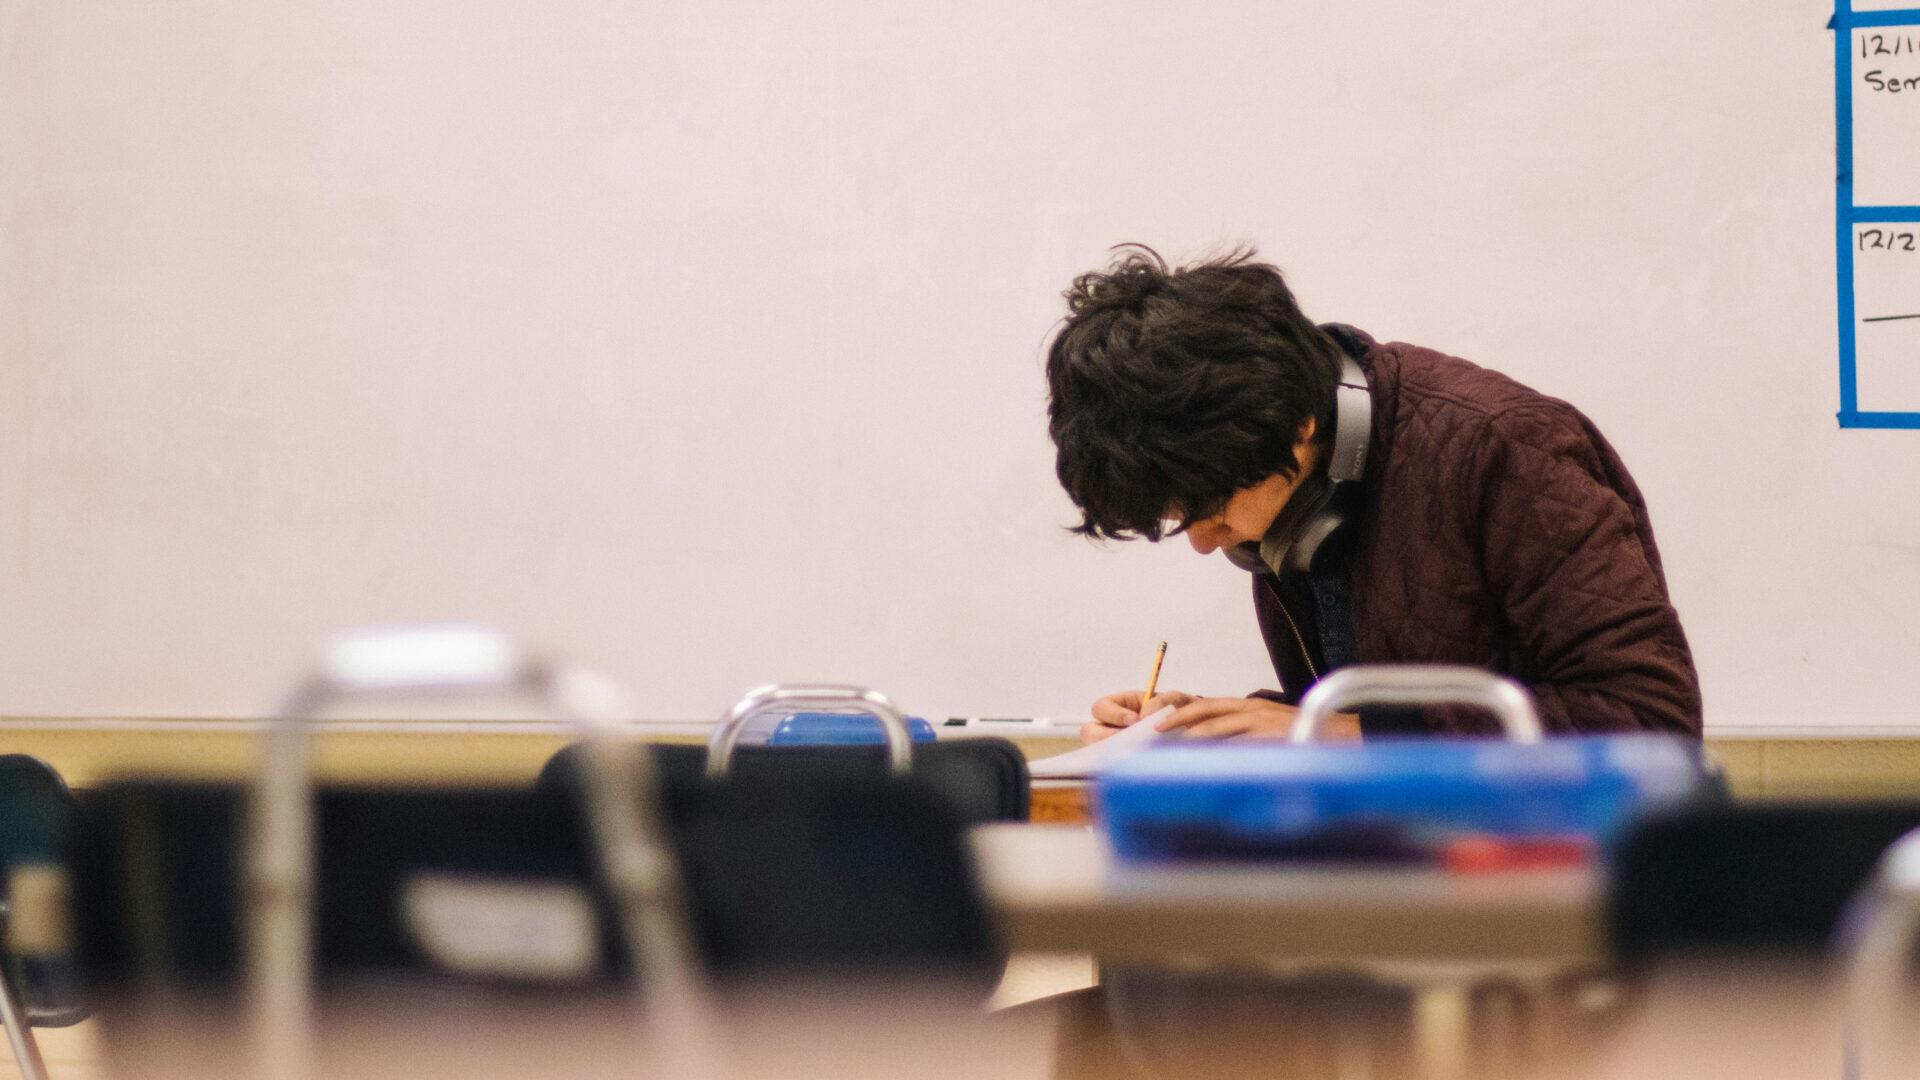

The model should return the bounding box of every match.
[401,872,599,982]
[327,625,522,692]
[5,864,71,955]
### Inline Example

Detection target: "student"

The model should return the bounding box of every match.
[1046,246,1702,743]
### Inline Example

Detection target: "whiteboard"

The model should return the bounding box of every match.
[0,0,1909,736]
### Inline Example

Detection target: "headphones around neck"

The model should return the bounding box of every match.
[1223,354,1372,577]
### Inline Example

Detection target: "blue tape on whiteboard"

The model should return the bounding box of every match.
[764,712,937,746]
[1096,735,1708,863]
[1834,1,1920,427]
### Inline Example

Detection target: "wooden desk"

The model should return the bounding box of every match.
[973,823,1606,970]
[1027,780,1092,824]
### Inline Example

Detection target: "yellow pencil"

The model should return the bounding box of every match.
[1141,640,1168,712]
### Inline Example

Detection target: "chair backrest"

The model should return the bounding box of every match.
[1610,801,1920,962]
[543,739,1030,826]
[74,773,1002,1004]
[73,783,611,1000]
[0,754,86,1027]
[655,767,1003,987]
[539,746,1007,985]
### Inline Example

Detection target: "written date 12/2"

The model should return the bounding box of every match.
[1859,229,1918,252]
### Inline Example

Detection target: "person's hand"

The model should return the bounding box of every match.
[1154,697,1363,741]
[1080,689,1198,744]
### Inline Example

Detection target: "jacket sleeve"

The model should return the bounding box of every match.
[1471,405,1703,736]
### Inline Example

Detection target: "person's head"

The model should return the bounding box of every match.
[1044,244,1345,551]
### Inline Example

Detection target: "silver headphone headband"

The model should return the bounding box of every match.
[1327,355,1370,484]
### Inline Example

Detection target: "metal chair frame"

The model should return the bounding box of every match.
[247,623,716,1080]
[706,683,917,778]
[1292,664,1544,743]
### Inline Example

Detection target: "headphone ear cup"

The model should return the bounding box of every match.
[1223,543,1266,573]
[1223,472,1335,577]
[1225,357,1370,577]
[1288,508,1347,574]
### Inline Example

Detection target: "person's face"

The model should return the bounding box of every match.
[1170,422,1321,555]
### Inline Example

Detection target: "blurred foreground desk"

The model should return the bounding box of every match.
[974,823,1606,967]
[974,824,1610,1080]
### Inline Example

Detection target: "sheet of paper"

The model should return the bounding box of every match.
[1025,706,1175,780]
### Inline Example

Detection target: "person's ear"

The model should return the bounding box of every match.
[1294,416,1317,448]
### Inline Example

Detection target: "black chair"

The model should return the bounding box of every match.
[540,739,1029,826]
[1610,801,1920,962]
[694,683,1029,825]
[77,646,1005,1012]
[533,682,1012,991]
[75,631,1007,1079]
[542,748,1004,977]
[0,754,86,1080]
[73,773,1001,997]
[74,782,607,1001]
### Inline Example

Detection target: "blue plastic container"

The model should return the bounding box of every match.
[763,711,938,746]
[1096,735,1708,863]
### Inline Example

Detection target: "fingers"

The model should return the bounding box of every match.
[1183,714,1262,739]
[1089,690,1200,744]
[1156,697,1245,731]
[1091,691,1144,727]
[1141,691,1195,715]
[1158,698,1300,739]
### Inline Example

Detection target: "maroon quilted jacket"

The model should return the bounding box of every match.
[1253,329,1703,737]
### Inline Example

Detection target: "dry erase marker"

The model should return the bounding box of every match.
[942,717,1063,728]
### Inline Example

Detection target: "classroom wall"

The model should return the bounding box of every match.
[2,1,1911,734]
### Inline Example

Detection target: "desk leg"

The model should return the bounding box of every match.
[1412,983,1471,1080]
[1475,981,1528,1078]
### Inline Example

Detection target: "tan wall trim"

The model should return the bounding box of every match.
[0,721,1916,797]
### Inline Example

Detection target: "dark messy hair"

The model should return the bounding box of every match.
[1045,244,1343,541]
